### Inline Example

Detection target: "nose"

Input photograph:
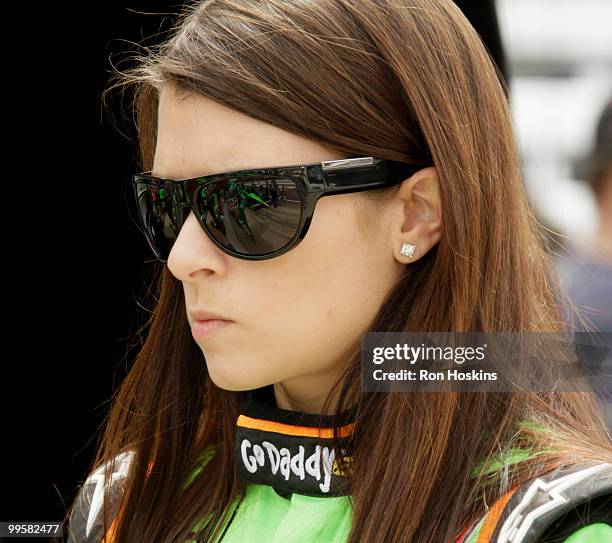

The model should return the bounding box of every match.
[166,209,228,280]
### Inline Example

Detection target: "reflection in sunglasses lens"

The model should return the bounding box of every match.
[135,176,303,259]
[195,176,302,256]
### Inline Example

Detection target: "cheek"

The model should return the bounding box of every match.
[297,196,392,322]
[245,199,390,365]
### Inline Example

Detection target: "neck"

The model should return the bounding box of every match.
[587,182,612,261]
[596,199,612,254]
[272,373,352,415]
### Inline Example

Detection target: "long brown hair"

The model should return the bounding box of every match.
[67,1,611,541]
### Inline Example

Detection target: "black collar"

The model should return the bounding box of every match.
[234,386,356,498]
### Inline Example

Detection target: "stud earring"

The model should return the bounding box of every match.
[400,242,416,258]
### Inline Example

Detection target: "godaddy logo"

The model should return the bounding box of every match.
[240,438,343,493]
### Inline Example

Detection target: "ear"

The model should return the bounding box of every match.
[390,166,442,263]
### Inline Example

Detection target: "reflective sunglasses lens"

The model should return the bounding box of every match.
[195,176,302,256]
[134,176,303,260]
[134,179,178,260]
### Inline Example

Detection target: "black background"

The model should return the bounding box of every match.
[1,0,505,531]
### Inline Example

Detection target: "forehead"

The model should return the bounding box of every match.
[152,82,328,179]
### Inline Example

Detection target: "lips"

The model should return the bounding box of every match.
[189,309,232,322]
[191,318,233,339]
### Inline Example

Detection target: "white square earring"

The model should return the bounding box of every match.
[400,242,416,258]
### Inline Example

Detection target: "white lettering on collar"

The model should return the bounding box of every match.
[240,439,336,493]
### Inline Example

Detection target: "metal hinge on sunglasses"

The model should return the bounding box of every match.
[321,157,374,171]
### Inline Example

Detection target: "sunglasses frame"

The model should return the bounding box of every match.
[131,156,421,262]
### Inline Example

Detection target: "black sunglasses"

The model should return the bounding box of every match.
[131,156,420,262]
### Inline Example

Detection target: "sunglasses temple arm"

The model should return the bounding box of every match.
[307,161,415,195]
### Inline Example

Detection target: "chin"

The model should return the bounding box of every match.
[207,365,269,392]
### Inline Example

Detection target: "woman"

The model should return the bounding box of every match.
[64,1,611,542]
